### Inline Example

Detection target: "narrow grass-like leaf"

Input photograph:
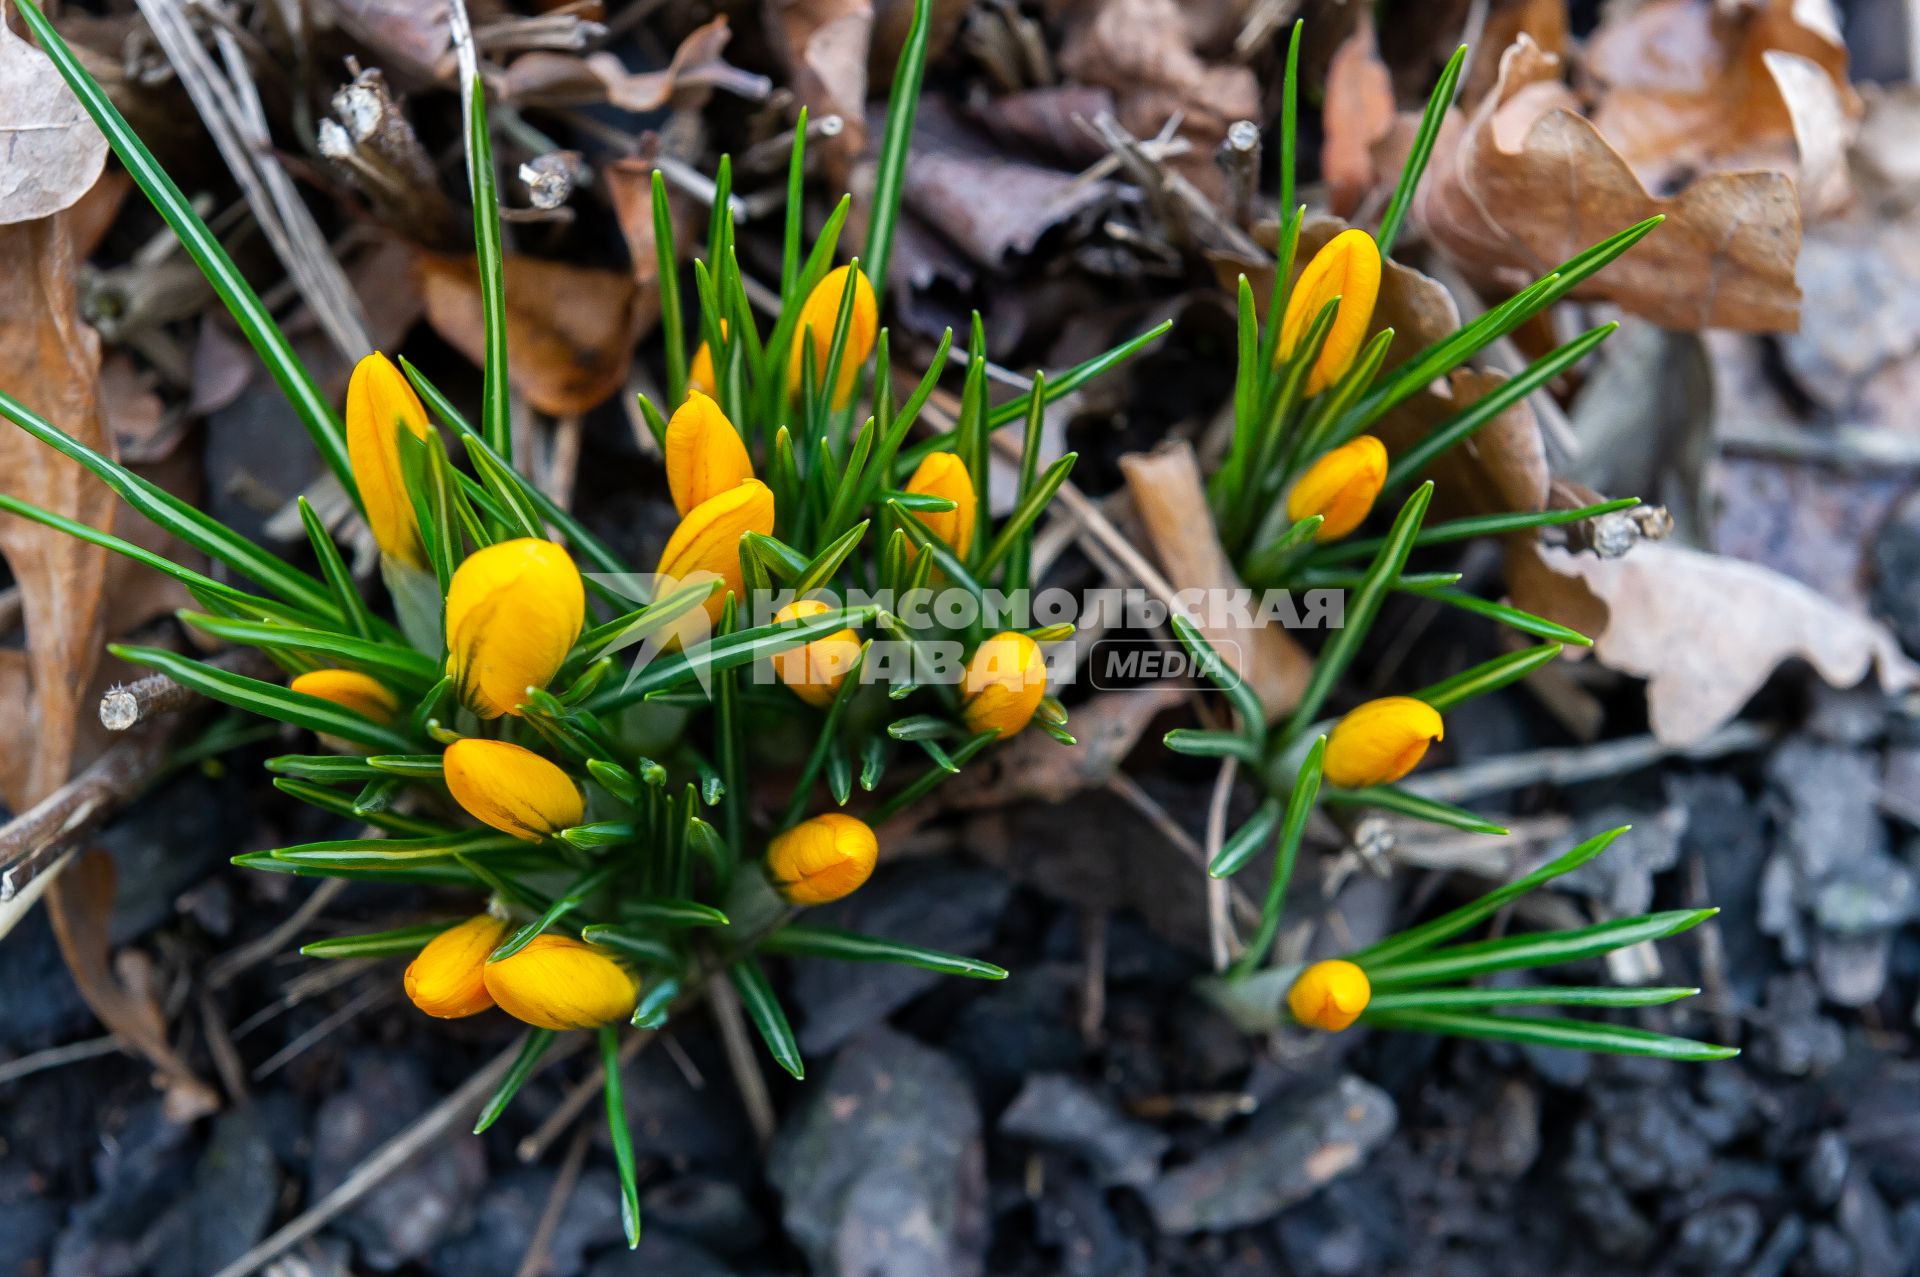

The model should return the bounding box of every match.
[473,1029,557,1133]
[1169,613,1265,742]
[1376,45,1466,255]
[1207,796,1283,877]
[1363,908,1717,988]
[600,1026,643,1247]
[1367,985,1701,1012]
[1231,735,1325,976]
[491,864,620,962]
[464,75,511,458]
[1361,1008,1738,1061]
[760,924,1008,979]
[178,612,439,686]
[297,497,379,640]
[633,975,681,1029]
[1166,729,1264,766]
[863,0,932,292]
[729,958,804,1079]
[299,920,458,959]
[270,779,451,836]
[115,645,413,751]
[867,731,995,823]
[975,452,1076,576]
[587,608,877,709]
[1417,588,1593,645]
[1321,785,1509,835]
[618,898,730,928]
[578,925,679,968]
[268,829,527,869]
[1415,643,1564,712]
[1320,498,1642,564]
[783,641,870,827]
[1347,826,1631,969]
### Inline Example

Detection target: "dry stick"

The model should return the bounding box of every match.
[516,1027,648,1163]
[706,974,778,1146]
[1401,720,1775,805]
[210,1032,587,1277]
[515,1124,592,1277]
[198,990,251,1105]
[252,982,394,1081]
[0,1034,123,1085]
[205,878,349,991]
[99,646,277,731]
[1203,758,1243,971]
[0,727,170,903]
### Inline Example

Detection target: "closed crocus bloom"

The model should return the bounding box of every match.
[771,600,860,708]
[766,812,879,905]
[1287,959,1371,1031]
[665,390,754,516]
[443,738,584,841]
[404,915,509,1018]
[290,669,400,724]
[788,265,878,408]
[1286,435,1388,541]
[687,319,730,398]
[1278,229,1382,395]
[961,632,1047,739]
[655,479,776,623]
[346,351,433,567]
[483,935,639,1031]
[903,452,977,561]
[446,538,585,719]
[1323,696,1444,788]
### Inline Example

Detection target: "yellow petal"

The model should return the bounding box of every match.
[1322,696,1444,788]
[687,319,728,399]
[443,738,584,841]
[787,265,878,408]
[655,479,776,623]
[766,812,879,905]
[1287,958,1371,1031]
[445,538,585,719]
[289,669,400,725]
[346,351,433,567]
[1286,435,1388,541]
[771,600,861,709]
[483,935,639,1030]
[404,916,509,1018]
[1278,229,1382,396]
[961,631,1047,739]
[665,389,754,516]
[903,452,977,562]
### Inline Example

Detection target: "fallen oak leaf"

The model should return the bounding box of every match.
[0,18,108,225]
[766,0,874,160]
[415,250,649,416]
[1414,35,1803,332]
[1509,539,1920,747]
[501,17,769,113]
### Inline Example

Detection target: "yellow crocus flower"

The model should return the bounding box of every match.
[445,538,585,719]
[403,915,510,1018]
[766,812,879,905]
[902,452,977,562]
[664,389,754,516]
[1322,696,1444,788]
[655,479,776,624]
[289,669,401,725]
[1287,958,1371,1031]
[771,599,861,709]
[961,632,1047,739]
[483,935,639,1030]
[442,738,584,841]
[788,265,878,408]
[345,351,434,567]
[1278,228,1382,395]
[1286,435,1388,542]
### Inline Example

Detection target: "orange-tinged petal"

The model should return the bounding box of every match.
[445,538,585,719]
[787,265,878,408]
[290,669,400,724]
[404,916,509,1018]
[961,631,1047,739]
[1323,696,1444,788]
[903,452,977,562]
[766,812,879,905]
[665,390,754,516]
[346,351,433,567]
[443,738,584,841]
[1287,959,1370,1031]
[483,935,639,1030]
[655,479,776,623]
[771,600,861,708]
[1286,435,1388,541]
[687,319,729,398]
[1278,229,1382,396]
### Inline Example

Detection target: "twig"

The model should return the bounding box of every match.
[0,1034,123,1084]
[0,727,170,903]
[251,982,393,1081]
[101,648,276,731]
[1216,121,1262,229]
[210,1031,586,1277]
[514,1125,591,1277]
[515,1027,647,1162]
[1402,720,1775,805]
[1078,911,1107,1042]
[1203,758,1241,971]
[705,974,776,1146]
[205,879,349,991]
[199,990,251,1104]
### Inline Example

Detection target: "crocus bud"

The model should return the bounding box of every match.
[346,351,434,567]
[1278,228,1382,395]
[404,915,509,1018]
[483,935,639,1030]
[665,390,754,516]
[1287,958,1371,1031]
[655,479,776,623]
[290,669,400,725]
[766,812,879,905]
[1323,696,1444,788]
[961,632,1047,739]
[788,265,878,408]
[443,738,584,841]
[1286,435,1388,541]
[446,538,585,719]
[903,452,977,562]
[687,318,729,398]
[771,600,861,708]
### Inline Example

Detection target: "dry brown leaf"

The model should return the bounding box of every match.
[1586,0,1858,212]
[966,86,1119,168]
[943,684,1191,808]
[501,18,765,113]
[1323,11,1395,217]
[1464,0,1569,104]
[1510,540,1920,746]
[415,251,648,416]
[766,0,874,160]
[1119,441,1311,720]
[903,142,1116,268]
[0,19,108,226]
[331,0,451,82]
[1415,35,1803,332]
